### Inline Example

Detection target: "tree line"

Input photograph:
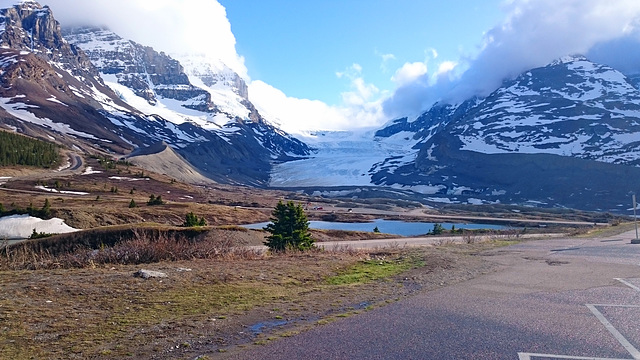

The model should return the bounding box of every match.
[0,131,60,167]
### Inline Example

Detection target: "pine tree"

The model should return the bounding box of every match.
[40,198,51,219]
[264,201,313,252]
[147,194,165,206]
[430,223,445,235]
[183,212,206,227]
[129,199,137,208]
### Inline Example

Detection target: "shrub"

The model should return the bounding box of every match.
[29,228,54,239]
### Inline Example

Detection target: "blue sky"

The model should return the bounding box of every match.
[220,0,503,106]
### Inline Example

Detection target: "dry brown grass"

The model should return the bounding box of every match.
[0,242,499,359]
[0,226,268,270]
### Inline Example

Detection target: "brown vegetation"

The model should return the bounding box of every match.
[0,241,500,359]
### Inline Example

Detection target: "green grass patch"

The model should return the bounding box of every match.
[326,253,425,285]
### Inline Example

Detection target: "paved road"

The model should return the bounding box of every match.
[0,152,85,194]
[232,230,640,359]
[316,233,565,250]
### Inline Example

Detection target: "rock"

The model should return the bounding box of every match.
[133,269,168,279]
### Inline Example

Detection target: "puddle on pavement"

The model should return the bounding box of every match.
[248,320,289,335]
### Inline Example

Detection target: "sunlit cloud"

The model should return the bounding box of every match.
[249,80,384,134]
[383,0,640,118]
[391,62,428,86]
[43,0,248,79]
[39,0,640,132]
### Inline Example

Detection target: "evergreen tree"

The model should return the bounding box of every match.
[264,201,313,252]
[128,199,137,208]
[40,198,51,219]
[0,131,60,167]
[183,212,206,227]
[373,226,381,233]
[430,223,445,235]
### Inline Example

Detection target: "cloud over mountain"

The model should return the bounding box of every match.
[382,0,640,118]
[43,0,248,79]
[40,0,640,130]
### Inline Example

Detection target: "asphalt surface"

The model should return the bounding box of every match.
[316,233,565,250]
[230,230,640,360]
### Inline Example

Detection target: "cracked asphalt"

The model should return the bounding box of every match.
[228,230,640,359]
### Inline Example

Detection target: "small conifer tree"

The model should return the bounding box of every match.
[183,212,206,227]
[264,201,313,252]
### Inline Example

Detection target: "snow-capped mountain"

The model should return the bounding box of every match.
[366,55,640,211]
[270,55,640,211]
[63,26,213,113]
[450,56,640,164]
[0,1,309,186]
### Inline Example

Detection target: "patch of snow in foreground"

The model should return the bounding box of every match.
[0,215,78,240]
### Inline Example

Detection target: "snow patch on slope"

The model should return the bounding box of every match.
[0,215,78,239]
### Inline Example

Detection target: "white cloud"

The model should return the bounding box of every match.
[249,80,384,134]
[383,0,640,118]
[436,61,457,76]
[376,50,396,73]
[251,63,385,133]
[392,62,428,86]
[43,0,248,79]
[381,53,396,62]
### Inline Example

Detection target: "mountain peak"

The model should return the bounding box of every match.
[0,0,41,10]
[550,54,589,66]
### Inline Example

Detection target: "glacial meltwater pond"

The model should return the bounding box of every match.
[243,219,507,237]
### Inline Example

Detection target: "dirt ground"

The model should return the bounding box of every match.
[0,242,503,360]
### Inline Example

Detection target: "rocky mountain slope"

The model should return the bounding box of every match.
[0,1,309,186]
[368,56,640,211]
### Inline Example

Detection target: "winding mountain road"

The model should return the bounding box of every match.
[232,230,640,359]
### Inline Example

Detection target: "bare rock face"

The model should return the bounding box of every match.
[0,2,99,80]
[63,26,213,111]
